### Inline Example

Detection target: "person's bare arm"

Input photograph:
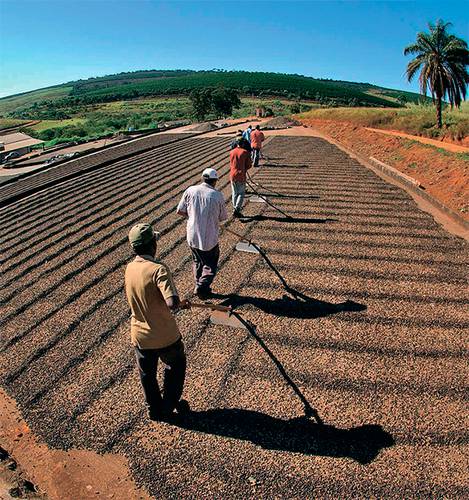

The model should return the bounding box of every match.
[165,296,190,311]
[176,190,188,218]
[165,295,180,311]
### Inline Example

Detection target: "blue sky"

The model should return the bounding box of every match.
[0,0,468,98]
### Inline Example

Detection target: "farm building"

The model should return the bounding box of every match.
[0,131,44,162]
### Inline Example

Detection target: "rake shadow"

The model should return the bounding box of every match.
[172,409,394,465]
[240,214,338,224]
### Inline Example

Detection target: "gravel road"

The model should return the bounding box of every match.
[1,135,468,498]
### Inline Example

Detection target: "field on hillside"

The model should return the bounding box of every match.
[1,70,427,120]
[28,118,86,132]
[0,86,72,115]
[16,96,311,147]
[298,103,469,141]
[0,118,31,130]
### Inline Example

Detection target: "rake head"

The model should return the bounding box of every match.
[235,241,260,254]
[249,195,267,203]
[210,309,247,329]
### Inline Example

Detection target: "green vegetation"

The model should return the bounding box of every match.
[297,102,469,140]
[28,118,85,132]
[0,68,445,147]
[0,118,31,130]
[404,20,469,128]
[189,87,241,120]
[0,86,72,115]
[0,69,428,120]
[17,95,313,147]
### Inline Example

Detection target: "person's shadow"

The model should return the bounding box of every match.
[173,408,394,465]
[214,288,367,320]
[201,274,380,463]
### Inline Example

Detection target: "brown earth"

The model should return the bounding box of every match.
[364,127,469,154]
[299,119,469,221]
[0,390,149,500]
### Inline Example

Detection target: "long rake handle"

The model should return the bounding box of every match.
[224,226,250,242]
[246,174,292,219]
[224,226,290,294]
[188,302,232,312]
[231,311,323,425]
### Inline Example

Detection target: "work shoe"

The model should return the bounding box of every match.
[196,288,213,301]
[148,408,169,422]
[149,407,179,424]
[175,399,191,415]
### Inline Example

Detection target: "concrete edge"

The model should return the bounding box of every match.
[310,128,469,242]
[367,156,469,232]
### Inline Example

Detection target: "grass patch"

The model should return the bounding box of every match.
[297,102,469,140]
[0,86,72,115]
[0,118,31,130]
[28,118,86,132]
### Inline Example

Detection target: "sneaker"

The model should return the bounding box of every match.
[233,210,244,218]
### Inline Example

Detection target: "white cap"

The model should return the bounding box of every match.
[202,167,218,180]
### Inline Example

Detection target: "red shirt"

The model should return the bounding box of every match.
[230,147,252,182]
[250,130,265,149]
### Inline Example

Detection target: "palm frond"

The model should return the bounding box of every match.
[404,19,469,111]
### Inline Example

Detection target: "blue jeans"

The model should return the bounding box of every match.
[231,180,246,212]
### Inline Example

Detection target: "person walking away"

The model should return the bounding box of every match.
[177,168,228,300]
[230,138,252,218]
[242,125,252,146]
[125,223,190,422]
[250,125,265,167]
[230,131,243,150]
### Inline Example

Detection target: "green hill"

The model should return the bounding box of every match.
[0,69,424,118]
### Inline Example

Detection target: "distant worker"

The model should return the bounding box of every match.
[177,168,228,300]
[250,125,265,167]
[230,131,243,150]
[242,124,252,145]
[125,223,190,422]
[230,138,252,218]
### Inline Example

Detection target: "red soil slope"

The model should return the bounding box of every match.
[300,119,469,221]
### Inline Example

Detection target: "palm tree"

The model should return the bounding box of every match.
[404,20,469,128]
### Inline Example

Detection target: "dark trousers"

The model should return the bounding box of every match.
[252,147,261,167]
[190,244,220,292]
[134,339,186,414]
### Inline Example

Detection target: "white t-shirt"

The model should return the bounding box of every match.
[177,182,228,251]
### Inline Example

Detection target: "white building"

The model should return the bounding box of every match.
[0,132,44,162]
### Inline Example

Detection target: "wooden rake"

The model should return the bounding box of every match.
[187,301,246,330]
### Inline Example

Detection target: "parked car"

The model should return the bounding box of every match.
[2,151,21,163]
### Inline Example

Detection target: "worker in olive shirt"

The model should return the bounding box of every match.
[125,223,189,421]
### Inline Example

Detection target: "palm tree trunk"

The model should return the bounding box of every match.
[436,97,442,128]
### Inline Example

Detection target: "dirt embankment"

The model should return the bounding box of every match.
[300,118,469,221]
